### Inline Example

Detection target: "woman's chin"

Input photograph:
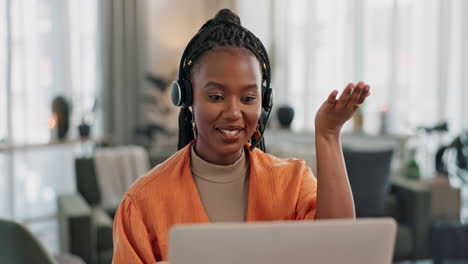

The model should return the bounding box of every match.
[213,141,247,161]
[196,134,249,163]
[216,142,244,155]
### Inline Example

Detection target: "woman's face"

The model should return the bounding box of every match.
[191,47,262,165]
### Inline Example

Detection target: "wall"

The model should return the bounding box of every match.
[146,0,236,78]
[236,0,272,51]
[139,0,236,140]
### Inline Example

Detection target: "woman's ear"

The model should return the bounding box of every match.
[253,123,261,141]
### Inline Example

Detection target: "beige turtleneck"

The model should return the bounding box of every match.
[190,146,250,222]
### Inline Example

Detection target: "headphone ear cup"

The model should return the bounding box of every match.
[171,79,193,107]
[182,79,193,107]
[171,81,184,106]
[262,86,273,111]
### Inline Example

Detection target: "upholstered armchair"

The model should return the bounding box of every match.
[57,157,114,264]
[0,219,58,264]
[57,145,156,264]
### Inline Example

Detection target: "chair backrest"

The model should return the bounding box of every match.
[0,219,56,264]
[75,145,151,208]
[75,157,101,206]
[343,147,394,217]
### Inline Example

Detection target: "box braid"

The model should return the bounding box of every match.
[177,9,270,152]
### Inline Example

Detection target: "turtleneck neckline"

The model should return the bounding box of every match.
[190,146,248,183]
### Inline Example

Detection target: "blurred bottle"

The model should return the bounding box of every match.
[405,148,420,180]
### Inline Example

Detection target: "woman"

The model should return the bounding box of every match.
[113,9,370,263]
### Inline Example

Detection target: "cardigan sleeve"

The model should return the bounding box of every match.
[113,195,160,263]
[296,165,318,220]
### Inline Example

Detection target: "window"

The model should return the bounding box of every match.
[266,0,468,133]
[1,0,100,253]
[10,0,100,144]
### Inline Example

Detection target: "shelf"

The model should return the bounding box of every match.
[0,137,109,153]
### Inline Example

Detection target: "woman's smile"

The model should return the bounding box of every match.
[216,126,245,143]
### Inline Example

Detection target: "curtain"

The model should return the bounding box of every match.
[0,1,7,142]
[100,0,148,145]
[0,0,9,220]
[268,0,468,135]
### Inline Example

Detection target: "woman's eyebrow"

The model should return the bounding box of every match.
[241,84,258,91]
[203,81,258,91]
[204,81,224,89]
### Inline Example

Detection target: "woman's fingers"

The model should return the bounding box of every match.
[336,83,355,110]
[355,85,371,105]
[332,82,371,112]
[345,82,367,109]
[327,90,339,105]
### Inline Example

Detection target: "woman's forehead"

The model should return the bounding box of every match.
[192,48,262,83]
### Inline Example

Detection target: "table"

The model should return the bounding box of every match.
[431,219,468,264]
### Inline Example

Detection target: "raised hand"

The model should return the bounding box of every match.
[314,82,371,137]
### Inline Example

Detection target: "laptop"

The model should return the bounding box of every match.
[169,218,396,264]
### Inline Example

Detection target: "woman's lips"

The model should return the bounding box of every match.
[216,128,243,143]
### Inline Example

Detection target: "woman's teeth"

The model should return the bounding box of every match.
[220,129,240,136]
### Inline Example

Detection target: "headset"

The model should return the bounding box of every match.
[171,20,273,151]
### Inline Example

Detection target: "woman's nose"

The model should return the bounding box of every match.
[223,98,242,120]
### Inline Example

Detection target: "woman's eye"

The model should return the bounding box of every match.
[208,95,223,101]
[242,96,257,103]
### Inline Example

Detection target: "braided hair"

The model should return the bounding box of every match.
[177,8,270,151]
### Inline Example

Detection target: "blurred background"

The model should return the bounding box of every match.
[1,0,468,263]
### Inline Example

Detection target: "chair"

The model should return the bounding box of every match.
[343,147,394,217]
[343,148,432,261]
[57,191,113,264]
[0,219,57,264]
[57,145,155,264]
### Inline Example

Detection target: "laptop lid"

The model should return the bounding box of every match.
[169,218,396,264]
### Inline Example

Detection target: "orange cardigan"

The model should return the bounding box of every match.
[112,142,317,263]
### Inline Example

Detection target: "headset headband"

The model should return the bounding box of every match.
[177,20,271,93]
